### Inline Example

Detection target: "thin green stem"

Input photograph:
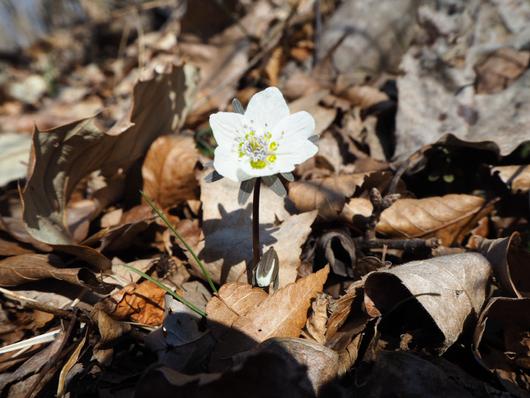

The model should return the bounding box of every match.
[141,192,218,294]
[120,263,206,318]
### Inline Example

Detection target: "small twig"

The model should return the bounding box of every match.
[365,188,400,240]
[24,316,78,398]
[252,177,262,271]
[354,237,441,251]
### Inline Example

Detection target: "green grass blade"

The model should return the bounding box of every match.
[141,191,218,294]
[119,263,206,318]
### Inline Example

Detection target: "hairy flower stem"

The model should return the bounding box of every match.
[252,177,262,271]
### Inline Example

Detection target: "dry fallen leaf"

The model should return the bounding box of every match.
[473,297,530,396]
[103,280,166,326]
[142,133,200,208]
[364,253,491,352]
[232,265,329,342]
[0,254,112,293]
[326,280,364,341]
[207,266,329,369]
[343,194,490,245]
[207,283,268,336]
[301,293,329,345]
[289,174,366,219]
[21,64,198,270]
[473,232,530,298]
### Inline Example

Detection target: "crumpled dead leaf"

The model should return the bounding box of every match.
[21,64,198,270]
[473,297,530,396]
[316,230,356,278]
[301,294,329,344]
[206,266,329,369]
[343,194,490,245]
[193,175,317,286]
[142,133,200,209]
[102,280,166,326]
[326,280,364,341]
[364,253,491,352]
[0,254,112,293]
[473,232,530,298]
[289,174,366,219]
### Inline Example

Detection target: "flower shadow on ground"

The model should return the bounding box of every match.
[200,203,278,284]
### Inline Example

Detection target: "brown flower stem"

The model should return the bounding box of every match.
[252,177,262,271]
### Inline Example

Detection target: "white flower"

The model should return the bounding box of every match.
[209,87,318,182]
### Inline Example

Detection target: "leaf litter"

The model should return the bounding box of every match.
[0,1,529,397]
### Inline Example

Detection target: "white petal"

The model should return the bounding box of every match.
[272,111,315,141]
[213,146,240,182]
[209,112,245,147]
[244,87,290,133]
[269,157,296,174]
[276,139,318,165]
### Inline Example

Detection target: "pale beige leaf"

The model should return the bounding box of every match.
[343,194,489,245]
[142,133,199,208]
[209,266,329,370]
[232,266,329,343]
[206,282,268,334]
[365,253,491,352]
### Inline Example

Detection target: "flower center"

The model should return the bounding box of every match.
[238,131,278,169]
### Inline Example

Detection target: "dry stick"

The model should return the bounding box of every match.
[354,237,441,250]
[24,316,78,398]
[252,178,262,270]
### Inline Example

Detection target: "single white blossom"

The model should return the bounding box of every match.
[209,87,318,182]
